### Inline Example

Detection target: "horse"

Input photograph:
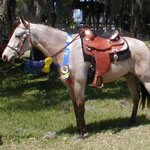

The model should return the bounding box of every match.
[2,18,150,139]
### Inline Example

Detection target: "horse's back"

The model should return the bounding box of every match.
[104,37,150,83]
[124,37,150,68]
[124,37,149,53]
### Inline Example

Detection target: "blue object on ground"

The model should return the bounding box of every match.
[24,59,45,74]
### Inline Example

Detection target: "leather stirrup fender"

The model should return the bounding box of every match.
[92,74,104,89]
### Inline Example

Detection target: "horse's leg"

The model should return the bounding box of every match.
[125,73,140,126]
[67,83,86,138]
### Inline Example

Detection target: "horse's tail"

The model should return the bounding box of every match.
[140,83,150,109]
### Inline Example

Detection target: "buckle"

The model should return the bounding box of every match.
[114,54,118,63]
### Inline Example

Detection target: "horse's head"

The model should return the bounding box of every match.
[2,17,32,63]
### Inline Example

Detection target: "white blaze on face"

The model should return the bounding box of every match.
[2,27,24,62]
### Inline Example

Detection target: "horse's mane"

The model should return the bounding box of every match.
[35,24,66,35]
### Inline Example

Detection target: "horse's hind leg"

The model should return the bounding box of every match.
[125,73,140,126]
[140,82,150,107]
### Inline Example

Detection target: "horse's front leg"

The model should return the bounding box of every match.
[67,81,86,139]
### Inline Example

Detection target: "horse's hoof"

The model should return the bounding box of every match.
[126,122,135,129]
[76,136,85,141]
[127,122,135,128]
[125,126,131,130]
[76,133,85,140]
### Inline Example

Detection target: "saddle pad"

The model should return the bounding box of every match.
[110,49,131,62]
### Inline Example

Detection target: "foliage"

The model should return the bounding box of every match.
[0,0,150,38]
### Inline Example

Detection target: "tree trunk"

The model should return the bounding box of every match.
[2,0,16,35]
[55,0,73,28]
[131,0,139,37]
[45,0,53,26]
[55,0,63,28]
[111,0,122,29]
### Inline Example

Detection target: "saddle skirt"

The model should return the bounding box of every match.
[82,28,129,89]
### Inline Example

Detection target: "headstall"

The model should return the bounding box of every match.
[7,23,32,57]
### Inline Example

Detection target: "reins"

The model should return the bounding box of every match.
[51,30,84,58]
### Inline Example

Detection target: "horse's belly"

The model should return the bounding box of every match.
[103,59,131,83]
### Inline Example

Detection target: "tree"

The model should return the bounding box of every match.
[0,0,16,36]
[110,0,122,29]
[0,0,150,39]
[55,0,73,28]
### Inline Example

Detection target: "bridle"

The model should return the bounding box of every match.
[7,22,33,57]
[6,21,85,59]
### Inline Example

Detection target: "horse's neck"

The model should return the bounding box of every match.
[30,23,67,64]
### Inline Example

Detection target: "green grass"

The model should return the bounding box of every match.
[0,60,150,150]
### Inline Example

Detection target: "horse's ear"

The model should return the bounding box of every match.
[19,16,28,28]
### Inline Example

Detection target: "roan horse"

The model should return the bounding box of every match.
[2,18,150,139]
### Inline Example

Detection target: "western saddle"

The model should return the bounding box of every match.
[81,27,129,89]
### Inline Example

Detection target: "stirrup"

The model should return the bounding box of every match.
[93,74,104,89]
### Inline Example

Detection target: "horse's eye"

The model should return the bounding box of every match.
[15,35,20,38]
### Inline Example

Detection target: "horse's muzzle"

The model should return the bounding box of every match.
[2,54,15,63]
[2,54,7,62]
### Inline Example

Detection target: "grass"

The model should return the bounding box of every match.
[0,60,150,150]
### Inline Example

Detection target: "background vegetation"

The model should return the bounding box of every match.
[0,0,150,149]
[0,0,150,37]
[1,61,150,150]
[0,0,150,59]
